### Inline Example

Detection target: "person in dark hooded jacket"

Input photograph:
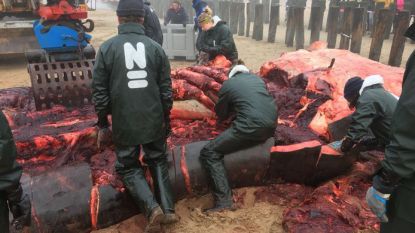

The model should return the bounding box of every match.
[92,0,178,232]
[199,63,277,212]
[144,1,163,45]
[196,12,238,63]
[365,23,415,233]
[164,0,188,25]
[0,111,31,233]
[340,75,398,153]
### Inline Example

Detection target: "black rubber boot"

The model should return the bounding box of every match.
[148,157,175,215]
[6,184,31,230]
[203,203,237,214]
[200,147,234,207]
[144,206,164,233]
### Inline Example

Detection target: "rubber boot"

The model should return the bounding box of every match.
[6,184,31,230]
[200,149,233,208]
[144,206,164,233]
[119,167,159,218]
[148,157,176,216]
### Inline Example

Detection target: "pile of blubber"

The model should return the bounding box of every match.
[0,49,404,233]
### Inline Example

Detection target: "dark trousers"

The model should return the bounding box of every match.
[0,193,9,233]
[199,127,274,206]
[381,217,415,233]
[115,136,174,218]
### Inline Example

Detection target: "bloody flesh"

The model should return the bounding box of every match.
[0,49,404,232]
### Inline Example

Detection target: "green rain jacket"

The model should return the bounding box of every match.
[197,17,238,61]
[346,75,398,147]
[215,66,277,136]
[382,51,415,223]
[0,111,22,191]
[92,23,172,146]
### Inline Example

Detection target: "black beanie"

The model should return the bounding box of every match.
[117,0,145,17]
[405,22,415,41]
[344,76,364,103]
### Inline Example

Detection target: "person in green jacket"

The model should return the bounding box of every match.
[340,75,398,153]
[200,62,277,212]
[365,23,415,233]
[196,11,238,63]
[0,111,31,233]
[92,0,178,231]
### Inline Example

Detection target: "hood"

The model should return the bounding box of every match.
[213,15,222,27]
[360,75,399,99]
[229,65,250,79]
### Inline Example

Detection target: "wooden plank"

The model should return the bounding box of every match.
[295,7,305,50]
[238,3,246,36]
[369,9,393,61]
[285,7,295,47]
[388,10,411,66]
[230,2,239,34]
[246,2,252,37]
[268,4,279,42]
[350,7,365,54]
[310,6,323,44]
[339,7,353,50]
[253,3,264,41]
[326,6,340,48]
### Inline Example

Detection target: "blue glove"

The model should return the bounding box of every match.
[366,186,390,222]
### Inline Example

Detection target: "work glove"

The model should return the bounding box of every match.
[327,140,342,152]
[340,136,355,153]
[7,185,31,230]
[356,137,379,152]
[366,186,390,222]
[97,127,112,150]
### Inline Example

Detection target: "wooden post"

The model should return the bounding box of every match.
[264,0,271,23]
[218,1,225,19]
[369,9,393,61]
[246,2,251,37]
[268,4,279,42]
[350,7,365,54]
[230,2,239,34]
[388,10,411,67]
[250,0,257,22]
[253,3,264,41]
[308,5,318,30]
[238,3,246,36]
[285,7,295,47]
[295,7,305,50]
[310,6,323,44]
[384,9,395,39]
[222,1,231,24]
[327,6,340,48]
[339,7,353,50]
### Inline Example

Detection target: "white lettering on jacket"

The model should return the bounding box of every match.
[124,42,148,89]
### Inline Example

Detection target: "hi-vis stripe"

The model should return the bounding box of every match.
[124,42,148,89]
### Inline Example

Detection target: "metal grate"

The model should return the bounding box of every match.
[27,59,95,110]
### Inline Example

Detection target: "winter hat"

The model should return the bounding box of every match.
[117,0,145,17]
[198,11,212,25]
[344,76,364,103]
[405,22,415,41]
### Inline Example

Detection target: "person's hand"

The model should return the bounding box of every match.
[356,137,379,151]
[366,186,390,222]
[97,127,112,150]
[341,136,355,152]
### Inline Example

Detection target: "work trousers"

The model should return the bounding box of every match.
[115,136,174,218]
[199,127,274,206]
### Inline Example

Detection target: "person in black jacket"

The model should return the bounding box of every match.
[197,11,238,63]
[144,1,163,45]
[199,62,277,212]
[365,22,415,233]
[93,0,178,231]
[164,1,188,25]
[0,111,31,233]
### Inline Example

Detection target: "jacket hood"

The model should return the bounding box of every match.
[360,75,399,99]
[229,65,250,79]
[213,16,222,27]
